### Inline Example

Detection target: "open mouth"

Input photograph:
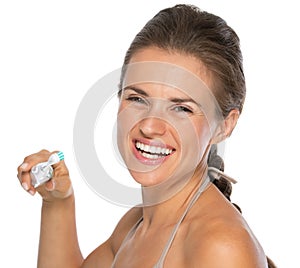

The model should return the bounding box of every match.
[134,140,175,160]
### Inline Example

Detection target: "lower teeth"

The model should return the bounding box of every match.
[141,151,164,159]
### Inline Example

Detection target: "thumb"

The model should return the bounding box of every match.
[45,175,73,199]
[45,179,56,191]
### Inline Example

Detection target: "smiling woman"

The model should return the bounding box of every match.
[17,4,276,268]
[117,61,215,195]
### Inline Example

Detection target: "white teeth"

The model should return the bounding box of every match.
[144,144,150,152]
[142,152,159,159]
[135,141,173,156]
[140,143,144,150]
[155,147,161,154]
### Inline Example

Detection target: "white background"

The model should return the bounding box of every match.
[1,0,299,267]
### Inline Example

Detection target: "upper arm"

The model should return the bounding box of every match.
[81,207,142,268]
[81,239,114,268]
[188,226,268,268]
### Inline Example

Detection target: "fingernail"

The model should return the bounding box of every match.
[22,182,29,191]
[20,163,28,170]
[29,189,35,196]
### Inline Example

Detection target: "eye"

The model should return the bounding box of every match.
[172,105,193,113]
[125,95,147,104]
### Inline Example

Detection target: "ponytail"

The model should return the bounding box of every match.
[207,145,277,268]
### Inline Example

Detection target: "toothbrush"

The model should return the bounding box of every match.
[30,151,64,188]
[46,151,64,166]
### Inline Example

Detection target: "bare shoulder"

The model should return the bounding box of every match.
[193,220,268,267]
[185,188,268,267]
[81,206,142,268]
[110,206,143,253]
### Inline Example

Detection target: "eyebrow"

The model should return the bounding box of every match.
[124,86,149,97]
[123,86,199,105]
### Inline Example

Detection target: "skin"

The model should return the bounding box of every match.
[17,47,268,268]
[117,83,211,187]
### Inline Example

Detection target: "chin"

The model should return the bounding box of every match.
[129,170,165,187]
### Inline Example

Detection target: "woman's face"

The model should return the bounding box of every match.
[117,47,216,187]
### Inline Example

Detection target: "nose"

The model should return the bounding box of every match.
[139,116,167,138]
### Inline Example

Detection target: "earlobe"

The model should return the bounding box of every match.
[211,109,240,144]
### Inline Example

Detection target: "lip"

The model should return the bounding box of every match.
[132,138,175,166]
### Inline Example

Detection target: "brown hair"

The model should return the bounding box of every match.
[122,4,246,118]
[121,4,276,267]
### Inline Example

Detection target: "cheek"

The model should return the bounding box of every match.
[170,119,206,168]
[182,118,212,160]
[117,103,138,138]
[196,120,212,145]
[116,104,131,156]
[117,103,145,160]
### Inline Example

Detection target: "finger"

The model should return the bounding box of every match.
[17,162,36,195]
[17,164,34,195]
[23,150,50,168]
[52,157,68,171]
[18,170,36,195]
[17,163,30,182]
[45,179,55,191]
[46,175,73,198]
[19,178,36,196]
[17,150,70,198]
[17,150,50,195]
[17,149,50,177]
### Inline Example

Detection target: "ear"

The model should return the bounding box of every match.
[211,109,240,144]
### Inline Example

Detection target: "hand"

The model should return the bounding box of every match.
[17,149,73,202]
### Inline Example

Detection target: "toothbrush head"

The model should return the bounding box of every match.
[57,151,64,161]
[47,151,65,166]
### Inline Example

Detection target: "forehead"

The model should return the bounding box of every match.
[129,47,213,89]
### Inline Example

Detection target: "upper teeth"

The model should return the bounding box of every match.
[135,141,173,155]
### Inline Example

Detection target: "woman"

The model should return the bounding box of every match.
[17,4,276,267]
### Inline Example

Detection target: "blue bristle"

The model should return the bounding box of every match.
[57,151,64,160]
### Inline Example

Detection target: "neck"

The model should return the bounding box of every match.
[141,162,209,229]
